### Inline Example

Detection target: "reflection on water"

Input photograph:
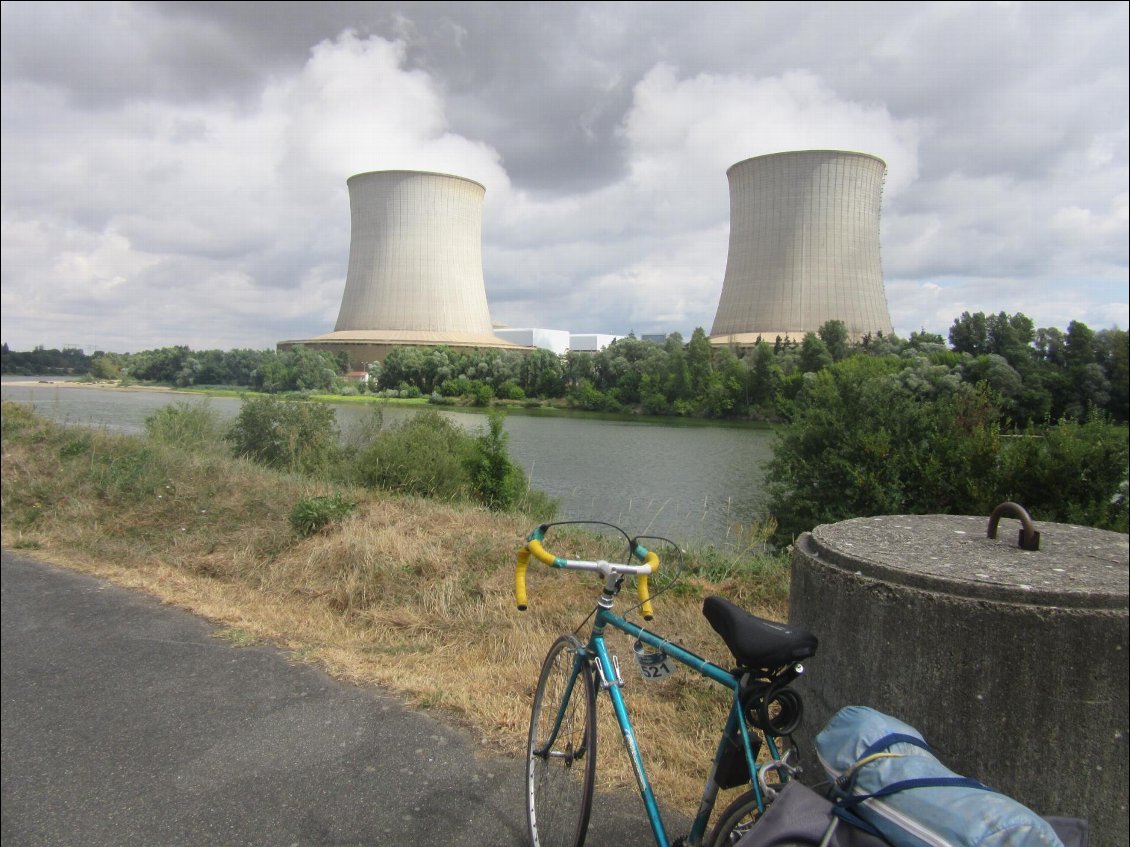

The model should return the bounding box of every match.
[1,379,774,548]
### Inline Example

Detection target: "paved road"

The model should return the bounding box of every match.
[1,549,662,846]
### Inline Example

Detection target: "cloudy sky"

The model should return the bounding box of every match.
[2,1,1127,354]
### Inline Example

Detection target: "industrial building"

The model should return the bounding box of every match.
[279,170,523,368]
[492,328,571,355]
[709,150,894,347]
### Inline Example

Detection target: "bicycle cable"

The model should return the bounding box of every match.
[536,523,686,636]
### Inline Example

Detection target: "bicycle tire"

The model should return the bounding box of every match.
[527,634,598,847]
[707,788,768,847]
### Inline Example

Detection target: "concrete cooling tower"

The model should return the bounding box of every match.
[281,170,520,367]
[709,150,894,346]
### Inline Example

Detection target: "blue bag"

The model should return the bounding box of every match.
[815,706,1064,847]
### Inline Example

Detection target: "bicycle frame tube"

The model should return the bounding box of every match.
[586,604,770,847]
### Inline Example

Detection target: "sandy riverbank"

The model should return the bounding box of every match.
[2,377,179,393]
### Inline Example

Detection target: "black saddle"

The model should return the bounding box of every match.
[703,595,818,670]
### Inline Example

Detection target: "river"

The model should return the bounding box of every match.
[1,377,775,549]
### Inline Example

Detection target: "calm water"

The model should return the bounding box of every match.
[1,378,774,548]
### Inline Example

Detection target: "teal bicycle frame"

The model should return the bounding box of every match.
[571,573,787,847]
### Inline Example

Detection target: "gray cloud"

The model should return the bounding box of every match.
[2,1,1126,353]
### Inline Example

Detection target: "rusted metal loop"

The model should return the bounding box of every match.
[987,502,1041,551]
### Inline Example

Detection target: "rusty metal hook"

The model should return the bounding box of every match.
[987,502,1041,551]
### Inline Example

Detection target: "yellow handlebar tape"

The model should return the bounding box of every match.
[525,538,558,566]
[515,548,530,610]
[636,550,660,620]
[513,533,661,619]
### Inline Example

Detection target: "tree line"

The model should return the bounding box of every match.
[6,311,1124,427]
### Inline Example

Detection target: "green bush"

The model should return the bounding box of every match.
[465,411,523,510]
[766,356,1129,543]
[354,409,474,500]
[996,413,1129,532]
[352,408,558,517]
[224,396,340,476]
[144,401,224,448]
[289,493,355,537]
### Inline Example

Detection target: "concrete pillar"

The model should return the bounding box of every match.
[789,513,1128,845]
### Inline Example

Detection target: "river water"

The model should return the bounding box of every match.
[1,378,775,548]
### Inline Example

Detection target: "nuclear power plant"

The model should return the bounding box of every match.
[283,152,897,368]
[280,170,520,367]
[709,150,894,347]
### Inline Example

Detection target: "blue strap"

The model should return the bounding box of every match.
[859,732,932,759]
[831,805,887,839]
[840,775,998,808]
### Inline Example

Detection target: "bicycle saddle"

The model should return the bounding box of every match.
[702,596,818,670]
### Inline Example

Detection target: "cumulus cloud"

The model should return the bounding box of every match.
[1,2,1126,352]
[2,28,509,350]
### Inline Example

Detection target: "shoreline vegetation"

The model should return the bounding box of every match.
[4,311,1128,431]
[3,375,769,430]
[1,401,791,819]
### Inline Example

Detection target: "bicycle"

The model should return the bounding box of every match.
[515,521,818,847]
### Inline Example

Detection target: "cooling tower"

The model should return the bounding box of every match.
[709,151,893,345]
[281,170,520,366]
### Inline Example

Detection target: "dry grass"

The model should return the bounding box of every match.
[0,401,788,820]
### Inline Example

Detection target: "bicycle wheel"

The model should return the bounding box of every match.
[527,634,597,847]
[708,788,767,847]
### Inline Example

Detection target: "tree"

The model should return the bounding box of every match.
[1094,328,1129,422]
[90,354,121,380]
[520,348,565,398]
[817,320,850,362]
[1064,320,1095,369]
[766,357,1002,543]
[985,312,1035,371]
[949,311,990,356]
[748,342,782,411]
[283,347,339,392]
[1033,327,1067,367]
[685,328,714,400]
[663,332,691,402]
[798,334,832,373]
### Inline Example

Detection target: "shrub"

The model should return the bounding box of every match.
[354,409,473,500]
[767,357,1000,542]
[766,355,1130,543]
[996,413,1129,532]
[464,411,523,510]
[225,396,340,476]
[289,493,355,537]
[144,401,224,448]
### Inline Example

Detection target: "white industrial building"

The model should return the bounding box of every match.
[709,150,894,347]
[492,328,571,355]
[568,334,624,351]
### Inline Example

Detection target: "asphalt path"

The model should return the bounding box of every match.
[1,549,667,847]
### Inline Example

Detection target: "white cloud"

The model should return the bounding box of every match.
[1,3,1126,353]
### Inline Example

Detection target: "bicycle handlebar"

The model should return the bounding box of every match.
[515,524,661,620]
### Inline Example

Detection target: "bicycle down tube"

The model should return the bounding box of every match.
[587,605,776,847]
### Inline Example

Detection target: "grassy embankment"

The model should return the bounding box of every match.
[0,400,789,819]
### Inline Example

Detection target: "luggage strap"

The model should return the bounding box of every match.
[829,732,998,837]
